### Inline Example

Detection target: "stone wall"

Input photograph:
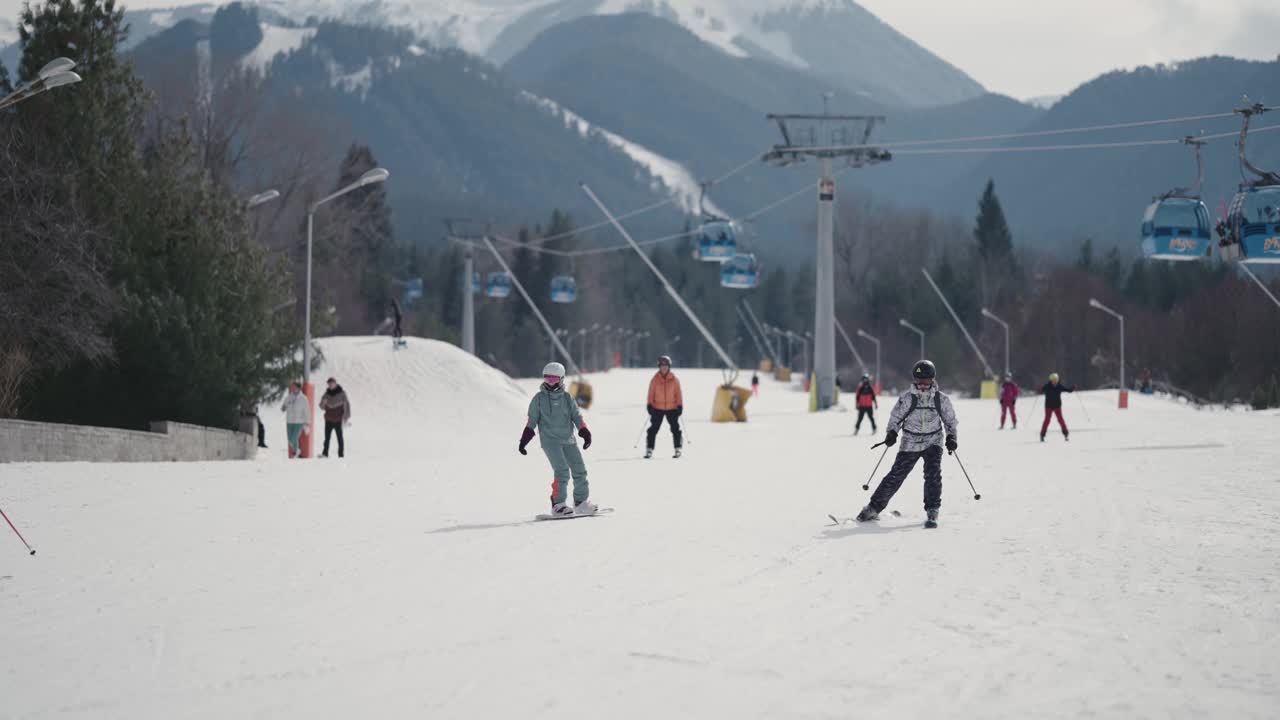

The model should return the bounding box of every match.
[0,419,256,463]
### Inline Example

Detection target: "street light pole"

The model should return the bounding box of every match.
[303,167,389,456]
[979,308,1011,376]
[1088,298,1126,407]
[898,319,925,362]
[856,329,880,383]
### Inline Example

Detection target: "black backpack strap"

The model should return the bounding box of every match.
[896,393,919,430]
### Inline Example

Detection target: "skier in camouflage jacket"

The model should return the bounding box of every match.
[858,360,958,525]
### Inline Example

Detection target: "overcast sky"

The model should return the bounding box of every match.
[857,0,1280,98]
[0,0,1277,99]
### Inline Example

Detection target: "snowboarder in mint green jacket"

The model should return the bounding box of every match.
[519,362,595,516]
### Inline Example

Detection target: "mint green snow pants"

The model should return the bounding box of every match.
[543,442,589,505]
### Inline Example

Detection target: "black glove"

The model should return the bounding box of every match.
[518,427,535,455]
[578,425,592,450]
[646,404,656,416]
[884,430,897,447]
[673,406,683,418]
[945,435,958,454]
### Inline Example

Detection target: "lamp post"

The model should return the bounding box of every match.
[980,308,1010,376]
[856,329,880,383]
[0,57,82,110]
[899,319,925,362]
[303,167,389,456]
[1088,298,1126,408]
[246,189,280,209]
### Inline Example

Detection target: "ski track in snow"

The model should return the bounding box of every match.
[2,338,1279,717]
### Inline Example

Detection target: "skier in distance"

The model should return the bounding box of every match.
[999,371,1020,430]
[857,360,958,529]
[853,373,878,435]
[1039,372,1075,442]
[645,355,684,459]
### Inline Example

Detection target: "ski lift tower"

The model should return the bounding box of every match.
[763,99,891,410]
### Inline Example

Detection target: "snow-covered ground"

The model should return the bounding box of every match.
[3,337,1279,718]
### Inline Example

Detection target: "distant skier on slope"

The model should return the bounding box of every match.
[751,371,760,397]
[1039,372,1075,442]
[645,355,684,459]
[519,362,596,517]
[282,382,310,459]
[390,299,404,345]
[857,360,958,529]
[853,373,878,435]
[999,372,1020,430]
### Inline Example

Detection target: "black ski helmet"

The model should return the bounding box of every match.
[912,360,936,381]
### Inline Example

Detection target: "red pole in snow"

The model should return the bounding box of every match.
[1,505,36,555]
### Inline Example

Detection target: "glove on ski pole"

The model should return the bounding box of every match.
[1,505,36,555]
[952,452,982,500]
[862,444,891,491]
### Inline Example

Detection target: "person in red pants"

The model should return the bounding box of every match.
[1039,372,1075,442]
[999,372,1019,429]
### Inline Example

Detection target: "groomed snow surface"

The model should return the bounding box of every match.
[3,336,1279,718]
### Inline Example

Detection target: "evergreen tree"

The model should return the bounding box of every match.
[974,179,1014,263]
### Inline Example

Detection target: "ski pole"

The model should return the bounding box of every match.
[1074,392,1093,425]
[862,444,891,491]
[632,415,650,449]
[680,416,691,446]
[952,452,982,500]
[1028,396,1040,429]
[1,505,36,555]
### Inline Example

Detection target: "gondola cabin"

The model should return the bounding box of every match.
[1224,186,1280,264]
[697,221,737,262]
[550,275,577,304]
[720,254,760,289]
[1140,197,1212,261]
[485,272,512,298]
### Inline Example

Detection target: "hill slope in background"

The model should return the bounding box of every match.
[951,57,1280,252]
[128,8,690,246]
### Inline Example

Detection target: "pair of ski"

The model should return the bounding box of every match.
[827,510,939,529]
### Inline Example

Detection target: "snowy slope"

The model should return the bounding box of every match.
[521,91,726,216]
[3,346,1279,717]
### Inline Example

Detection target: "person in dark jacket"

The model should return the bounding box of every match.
[1039,372,1075,442]
[853,373,878,435]
[319,377,352,458]
[390,300,404,344]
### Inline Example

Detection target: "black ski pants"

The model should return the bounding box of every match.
[323,420,345,457]
[869,444,943,513]
[855,407,877,433]
[646,409,683,450]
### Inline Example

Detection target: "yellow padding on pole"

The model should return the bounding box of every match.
[774,366,792,382]
[712,385,751,423]
[758,358,773,373]
[570,381,594,410]
[979,380,998,399]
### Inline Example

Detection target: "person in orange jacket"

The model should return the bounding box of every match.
[645,355,684,459]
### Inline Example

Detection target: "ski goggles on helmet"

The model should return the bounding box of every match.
[544,375,562,385]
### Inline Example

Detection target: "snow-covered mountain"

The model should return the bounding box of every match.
[253,0,984,107]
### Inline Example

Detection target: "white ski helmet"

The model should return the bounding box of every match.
[542,362,566,378]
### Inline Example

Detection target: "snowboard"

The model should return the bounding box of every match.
[535,507,615,521]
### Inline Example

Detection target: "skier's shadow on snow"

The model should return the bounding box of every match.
[426,520,540,534]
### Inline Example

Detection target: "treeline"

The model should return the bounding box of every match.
[830,181,1280,406]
